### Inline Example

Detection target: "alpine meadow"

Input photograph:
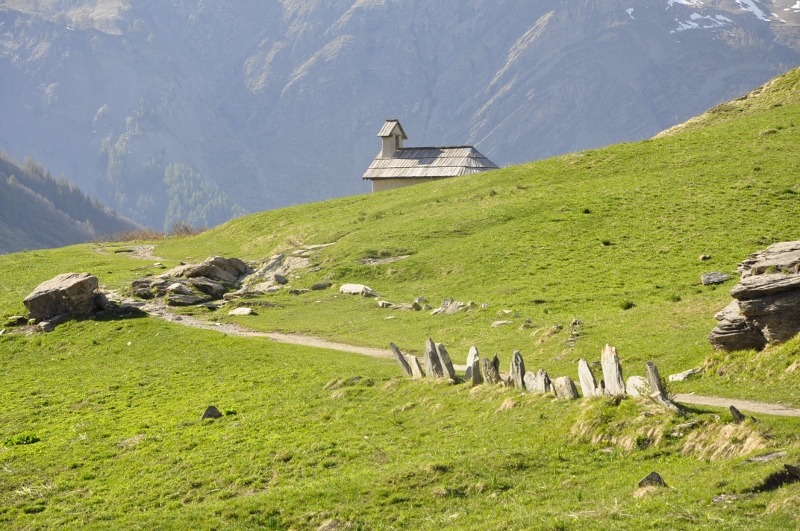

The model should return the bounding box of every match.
[2,68,800,530]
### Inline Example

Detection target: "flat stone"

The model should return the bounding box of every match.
[423,338,443,378]
[510,350,526,390]
[339,284,377,297]
[405,354,424,379]
[289,289,310,295]
[188,277,227,299]
[430,308,443,315]
[390,342,413,376]
[202,406,223,420]
[668,368,702,382]
[167,282,194,295]
[577,359,599,398]
[465,346,480,380]
[311,282,332,291]
[625,376,649,397]
[274,274,288,285]
[638,472,667,488]
[701,273,733,285]
[436,343,458,382]
[377,300,394,308]
[480,357,501,385]
[470,356,483,386]
[23,272,99,321]
[166,293,210,306]
[228,307,254,316]
[601,344,625,396]
[492,320,513,328]
[552,376,579,400]
[730,405,746,424]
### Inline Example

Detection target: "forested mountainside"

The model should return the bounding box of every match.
[0,154,141,253]
[1,0,799,228]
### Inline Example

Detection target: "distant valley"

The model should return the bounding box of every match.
[0,153,140,253]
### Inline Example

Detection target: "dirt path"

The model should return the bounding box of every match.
[126,298,800,417]
[95,245,162,261]
[674,394,800,418]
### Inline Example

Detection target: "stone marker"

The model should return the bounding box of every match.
[424,338,444,378]
[510,350,526,390]
[638,472,667,488]
[553,376,579,400]
[470,356,483,386]
[523,372,537,393]
[646,361,684,415]
[202,406,223,419]
[436,343,458,382]
[527,369,552,394]
[625,376,649,397]
[668,367,702,382]
[465,346,479,380]
[389,342,413,377]
[405,355,425,379]
[645,361,667,398]
[480,357,501,385]
[228,307,253,316]
[601,344,625,395]
[577,359,598,398]
[701,272,733,286]
[730,405,746,424]
[23,272,99,321]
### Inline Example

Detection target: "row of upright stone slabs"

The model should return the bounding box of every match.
[390,340,671,403]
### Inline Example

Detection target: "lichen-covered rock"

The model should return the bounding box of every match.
[23,272,99,321]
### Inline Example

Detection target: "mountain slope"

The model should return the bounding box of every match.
[0,154,141,253]
[1,65,800,530]
[1,0,799,228]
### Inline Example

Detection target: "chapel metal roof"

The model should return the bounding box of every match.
[362,146,499,180]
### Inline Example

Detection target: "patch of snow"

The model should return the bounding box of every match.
[735,0,770,21]
[668,0,704,7]
[792,1,800,9]
[626,7,635,19]
[670,12,731,33]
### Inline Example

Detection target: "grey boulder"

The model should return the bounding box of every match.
[23,272,99,321]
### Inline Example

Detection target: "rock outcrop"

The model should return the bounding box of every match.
[710,240,800,351]
[132,256,254,307]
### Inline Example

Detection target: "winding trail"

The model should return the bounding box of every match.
[128,299,800,418]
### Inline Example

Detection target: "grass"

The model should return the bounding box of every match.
[1,318,800,529]
[1,68,800,528]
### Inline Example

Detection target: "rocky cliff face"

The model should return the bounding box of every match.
[2,0,800,228]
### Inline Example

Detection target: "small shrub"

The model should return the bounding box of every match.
[620,300,635,310]
[5,434,40,446]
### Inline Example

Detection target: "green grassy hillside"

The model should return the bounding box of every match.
[1,68,800,529]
